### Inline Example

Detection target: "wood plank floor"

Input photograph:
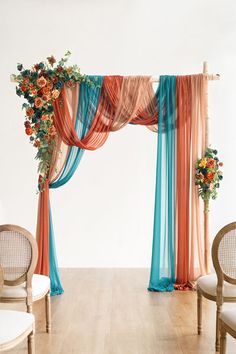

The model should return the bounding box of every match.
[2,269,236,354]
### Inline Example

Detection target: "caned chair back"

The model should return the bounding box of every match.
[0,225,38,286]
[212,222,236,290]
[0,266,3,290]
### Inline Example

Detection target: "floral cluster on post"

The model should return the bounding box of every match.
[195,148,223,212]
[12,52,91,190]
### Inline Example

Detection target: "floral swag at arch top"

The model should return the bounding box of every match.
[13,54,215,295]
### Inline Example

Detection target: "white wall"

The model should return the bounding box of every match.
[0,0,235,267]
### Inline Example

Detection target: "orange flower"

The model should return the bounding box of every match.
[23,78,29,85]
[26,107,34,117]
[47,80,54,90]
[219,162,223,167]
[51,89,60,99]
[25,127,33,135]
[34,97,43,108]
[66,67,73,75]
[41,87,50,95]
[47,55,56,65]
[206,158,216,168]
[48,126,57,136]
[31,89,37,95]
[41,114,49,121]
[21,84,28,92]
[66,80,74,88]
[206,171,215,182]
[37,76,47,88]
[42,94,50,101]
[34,140,40,148]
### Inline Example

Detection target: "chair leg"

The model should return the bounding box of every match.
[215,304,222,352]
[220,321,226,354]
[45,291,51,333]
[197,289,202,334]
[28,330,35,354]
[27,304,33,313]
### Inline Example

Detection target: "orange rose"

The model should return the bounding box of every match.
[21,84,28,92]
[41,87,50,95]
[26,107,34,117]
[31,89,37,95]
[206,171,215,182]
[51,89,60,99]
[41,115,49,121]
[206,158,216,168]
[37,76,47,88]
[25,127,33,135]
[34,97,43,108]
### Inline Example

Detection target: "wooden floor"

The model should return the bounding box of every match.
[2,269,236,354]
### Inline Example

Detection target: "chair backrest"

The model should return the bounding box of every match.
[212,222,236,302]
[0,225,38,286]
[0,266,3,291]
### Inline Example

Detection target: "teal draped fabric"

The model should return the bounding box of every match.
[49,76,104,295]
[148,76,176,292]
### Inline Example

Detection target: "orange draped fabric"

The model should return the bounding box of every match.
[35,181,49,275]
[175,74,207,289]
[35,86,80,276]
[36,76,158,276]
[35,73,209,290]
[53,76,158,150]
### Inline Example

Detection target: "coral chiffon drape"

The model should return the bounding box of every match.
[35,74,208,294]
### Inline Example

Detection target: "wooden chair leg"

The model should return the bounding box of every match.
[27,304,33,313]
[28,330,35,354]
[215,304,222,352]
[197,289,202,334]
[220,321,226,354]
[45,291,51,333]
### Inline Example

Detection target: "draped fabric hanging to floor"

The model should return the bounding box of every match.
[35,74,208,295]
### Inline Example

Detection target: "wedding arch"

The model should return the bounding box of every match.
[12,54,221,295]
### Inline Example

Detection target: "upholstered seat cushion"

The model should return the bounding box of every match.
[220,308,236,331]
[197,274,236,298]
[1,274,50,301]
[0,310,34,345]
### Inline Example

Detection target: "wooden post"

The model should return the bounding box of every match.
[203,61,211,274]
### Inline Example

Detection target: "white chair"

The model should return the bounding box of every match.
[209,222,236,354]
[0,224,51,333]
[197,222,236,352]
[0,266,35,353]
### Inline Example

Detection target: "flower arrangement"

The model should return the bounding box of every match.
[12,51,92,190]
[195,148,223,212]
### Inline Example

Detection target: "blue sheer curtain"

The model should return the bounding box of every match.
[49,76,104,295]
[148,76,176,292]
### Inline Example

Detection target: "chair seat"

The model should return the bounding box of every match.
[1,274,50,301]
[0,310,34,346]
[197,274,236,298]
[220,308,236,331]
